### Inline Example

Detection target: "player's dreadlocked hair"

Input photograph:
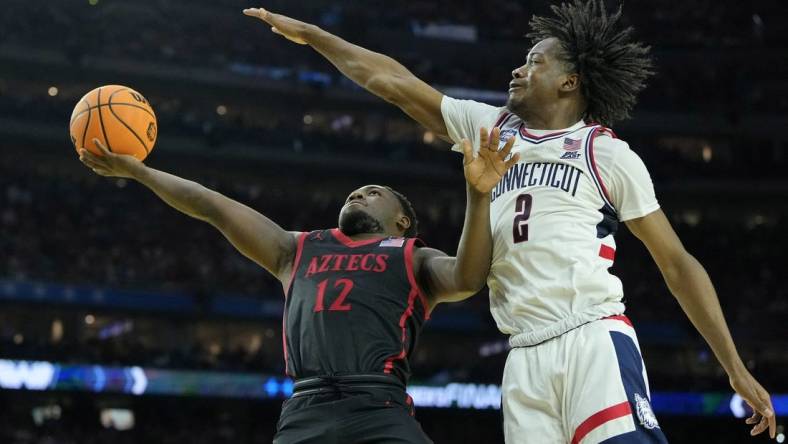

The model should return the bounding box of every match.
[385,186,419,238]
[527,0,654,126]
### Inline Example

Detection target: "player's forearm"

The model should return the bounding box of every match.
[453,185,492,291]
[130,164,220,223]
[303,26,413,104]
[663,252,747,376]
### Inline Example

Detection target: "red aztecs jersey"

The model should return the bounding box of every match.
[282,229,429,385]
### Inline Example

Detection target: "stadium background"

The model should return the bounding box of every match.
[1,0,786,442]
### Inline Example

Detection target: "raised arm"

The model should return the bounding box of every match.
[626,211,776,439]
[416,128,518,309]
[78,141,298,284]
[243,8,447,138]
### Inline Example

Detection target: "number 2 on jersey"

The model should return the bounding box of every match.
[314,278,354,312]
[512,194,533,243]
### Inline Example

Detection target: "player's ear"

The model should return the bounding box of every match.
[561,72,581,93]
[396,214,411,235]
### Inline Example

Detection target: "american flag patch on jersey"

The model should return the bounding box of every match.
[380,238,405,247]
[562,137,582,151]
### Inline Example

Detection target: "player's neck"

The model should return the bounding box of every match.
[349,232,386,241]
[516,101,584,130]
[522,116,579,131]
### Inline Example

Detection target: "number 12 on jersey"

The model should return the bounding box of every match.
[314,278,354,312]
[512,194,533,243]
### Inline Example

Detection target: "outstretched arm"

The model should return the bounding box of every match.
[243,8,447,138]
[626,211,776,439]
[78,140,298,283]
[417,128,518,308]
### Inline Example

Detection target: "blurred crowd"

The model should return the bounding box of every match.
[1,151,787,391]
[2,153,787,328]
[0,88,450,166]
[1,84,787,187]
[0,308,510,384]
[1,0,786,114]
[0,158,467,298]
[0,321,285,374]
[0,395,280,444]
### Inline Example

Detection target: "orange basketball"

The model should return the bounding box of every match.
[69,85,157,161]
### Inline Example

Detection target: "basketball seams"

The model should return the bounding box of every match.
[80,99,92,149]
[70,102,155,123]
[96,87,114,153]
[69,85,156,159]
[108,102,150,155]
[69,98,90,126]
[108,88,153,154]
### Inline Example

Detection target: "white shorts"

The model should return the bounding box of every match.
[502,315,668,444]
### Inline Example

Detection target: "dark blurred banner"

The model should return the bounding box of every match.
[2,359,786,417]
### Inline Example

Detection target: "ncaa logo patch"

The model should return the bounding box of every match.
[634,393,660,429]
[499,128,517,140]
[498,128,518,147]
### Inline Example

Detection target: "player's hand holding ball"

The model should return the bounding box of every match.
[79,139,143,179]
[69,85,157,161]
[71,84,157,178]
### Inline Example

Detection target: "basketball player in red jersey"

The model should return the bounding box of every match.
[244,1,776,442]
[78,129,518,443]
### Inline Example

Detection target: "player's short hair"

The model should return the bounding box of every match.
[528,0,654,126]
[385,186,419,238]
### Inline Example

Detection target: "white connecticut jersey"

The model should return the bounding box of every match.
[441,96,660,346]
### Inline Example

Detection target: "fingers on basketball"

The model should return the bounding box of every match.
[93,138,111,156]
[79,152,105,171]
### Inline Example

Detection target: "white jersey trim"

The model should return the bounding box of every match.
[583,126,616,211]
[508,301,625,347]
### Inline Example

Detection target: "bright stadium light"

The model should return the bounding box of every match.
[702,145,713,162]
[0,360,55,390]
[129,366,147,395]
[729,393,746,418]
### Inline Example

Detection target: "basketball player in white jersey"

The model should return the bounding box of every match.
[244,1,776,442]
